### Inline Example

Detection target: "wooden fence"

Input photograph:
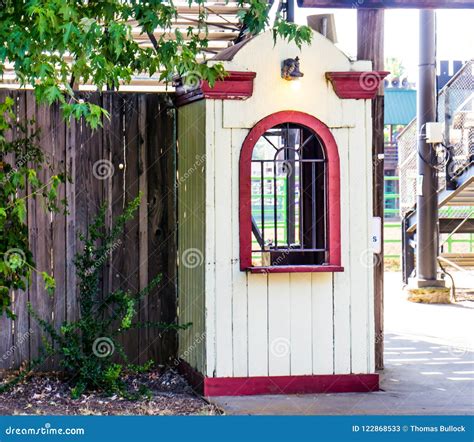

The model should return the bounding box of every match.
[0,90,177,370]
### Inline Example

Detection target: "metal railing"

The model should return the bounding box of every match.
[398,59,474,215]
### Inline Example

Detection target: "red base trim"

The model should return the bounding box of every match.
[204,374,379,397]
[247,265,344,273]
[326,71,389,99]
[177,361,379,397]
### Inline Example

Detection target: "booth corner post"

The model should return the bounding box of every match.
[357,8,385,370]
[408,9,450,304]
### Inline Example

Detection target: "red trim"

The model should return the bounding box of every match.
[248,265,344,274]
[239,111,341,271]
[177,358,379,397]
[175,71,256,106]
[326,71,389,99]
[204,374,379,396]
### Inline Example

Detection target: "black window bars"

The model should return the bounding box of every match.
[250,123,328,266]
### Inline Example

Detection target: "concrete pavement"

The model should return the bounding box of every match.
[209,272,474,415]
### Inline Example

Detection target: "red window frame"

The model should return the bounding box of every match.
[239,111,342,273]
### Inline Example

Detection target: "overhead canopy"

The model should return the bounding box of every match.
[297,0,474,8]
[384,89,417,125]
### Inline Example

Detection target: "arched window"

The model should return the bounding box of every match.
[239,111,342,272]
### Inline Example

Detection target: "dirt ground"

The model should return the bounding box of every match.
[0,369,219,416]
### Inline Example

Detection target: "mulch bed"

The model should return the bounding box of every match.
[0,369,220,415]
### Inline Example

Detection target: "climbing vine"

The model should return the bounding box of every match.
[0,97,66,318]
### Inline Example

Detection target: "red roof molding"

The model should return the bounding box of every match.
[326,71,389,99]
[175,71,256,106]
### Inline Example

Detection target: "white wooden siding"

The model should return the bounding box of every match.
[203,108,374,377]
[178,30,375,378]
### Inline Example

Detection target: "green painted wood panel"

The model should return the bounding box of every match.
[177,101,207,375]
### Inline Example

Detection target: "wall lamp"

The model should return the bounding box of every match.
[281,57,304,81]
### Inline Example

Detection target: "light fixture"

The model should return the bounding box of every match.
[281,57,304,81]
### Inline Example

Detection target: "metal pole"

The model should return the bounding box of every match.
[287,0,295,23]
[416,9,439,284]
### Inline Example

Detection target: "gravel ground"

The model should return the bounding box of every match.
[0,369,219,415]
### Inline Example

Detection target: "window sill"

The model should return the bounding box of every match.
[246,265,344,274]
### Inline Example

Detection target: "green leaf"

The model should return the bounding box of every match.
[41,272,56,296]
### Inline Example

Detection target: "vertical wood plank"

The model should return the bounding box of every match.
[146,96,165,365]
[312,272,334,374]
[28,94,55,369]
[213,101,233,377]
[108,93,127,362]
[137,95,149,365]
[348,118,371,374]
[121,94,140,363]
[231,129,249,377]
[50,98,67,369]
[203,100,216,377]
[268,273,291,376]
[12,91,31,368]
[65,100,78,325]
[160,102,178,364]
[289,273,312,375]
[247,273,268,376]
[0,89,15,369]
[332,128,352,374]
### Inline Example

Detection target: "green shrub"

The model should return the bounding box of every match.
[27,194,188,398]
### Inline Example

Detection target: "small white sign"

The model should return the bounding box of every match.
[417,175,424,196]
[371,216,382,254]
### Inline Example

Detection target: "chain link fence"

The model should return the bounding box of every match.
[398,59,474,217]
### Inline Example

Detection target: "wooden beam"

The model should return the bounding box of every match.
[357,9,385,371]
[298,0,474,8]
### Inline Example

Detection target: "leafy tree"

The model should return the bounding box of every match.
[0,0,312,318]
[0,0,312,127]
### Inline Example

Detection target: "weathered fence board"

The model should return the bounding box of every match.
[0,90,177,370]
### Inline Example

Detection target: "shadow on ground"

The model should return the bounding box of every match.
[210,273,474,415]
